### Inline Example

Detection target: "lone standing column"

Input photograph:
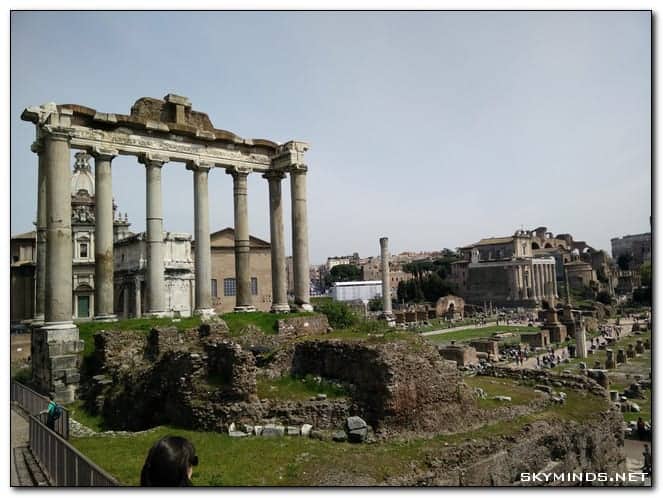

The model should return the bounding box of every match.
[92,148,118,321]
[140,154,168,317]
[227,166,255,312]
[576,324,588,359]
[188,161,215,317]
[379,237,393,319]
[32,138,47,325]
[290,165,313,311]
[264,170,289,312]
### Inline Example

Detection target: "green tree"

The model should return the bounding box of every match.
[324,264,362,287]
[368,296,383,312]
[640,262,652,287]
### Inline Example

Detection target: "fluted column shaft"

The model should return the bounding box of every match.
[32,139,47,323]
[189,162,215,315]
[290,165,313,311]
[93,149,117,320]
[44,132,73,324]
[141,156,167,315]
[228,167,254,311]
[264,170,289,312]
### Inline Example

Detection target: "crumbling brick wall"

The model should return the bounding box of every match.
[291,338,476,432]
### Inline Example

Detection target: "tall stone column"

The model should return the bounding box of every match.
[227,166,255,312]
[264,170,290,312]
[44,132,74,325]
[140,154,168,316]
[92,148,118,321]
[290,165,313,311]
[31,139,47,324]
[37,129,82,403]
[380,237,394,318]
[188,161,215,317]
[552,262,559,298]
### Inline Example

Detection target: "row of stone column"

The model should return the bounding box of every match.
[530,263,557,303]
[33,132,311,327]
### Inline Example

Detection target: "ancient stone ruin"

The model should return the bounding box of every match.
[22,95,314,402]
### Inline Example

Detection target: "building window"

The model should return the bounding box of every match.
[251,277,258,296]
[211,279,218,298]
[224,278,236,296]
[80,243,88,258]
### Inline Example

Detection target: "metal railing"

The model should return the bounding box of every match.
[11,380,69,440]
[28,415,119,487]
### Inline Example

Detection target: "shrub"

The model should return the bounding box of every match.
[313,300,359,329]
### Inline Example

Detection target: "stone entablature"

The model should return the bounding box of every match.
[22,95,314,400]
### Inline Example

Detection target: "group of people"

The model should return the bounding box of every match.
[534,347,568,369]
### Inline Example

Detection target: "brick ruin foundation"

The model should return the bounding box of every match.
[78,318,626,483]
[83,321,478,435]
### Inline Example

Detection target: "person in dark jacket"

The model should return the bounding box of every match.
[140,436,199,487]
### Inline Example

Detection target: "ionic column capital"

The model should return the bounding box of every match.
[91,147,119,161]
[138,152,169,168]
[186,160,213,173]
[262,169,286,182]
[226,165,252,178]
[288,163,308,175]
[30,140,44,154]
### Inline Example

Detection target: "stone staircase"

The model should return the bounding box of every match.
[12,446,50,487]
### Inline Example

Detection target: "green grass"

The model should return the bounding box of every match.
[77,316,204,357]
[221,311,314,336]
[426,325,538,344]
[65,400,106,432]
[464,376,542,408]
[413,318,478,333]
[76,312,319,358]
[256,374,348,401]
[623,387,651,423]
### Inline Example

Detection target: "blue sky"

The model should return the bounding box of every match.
[10,11,651,263]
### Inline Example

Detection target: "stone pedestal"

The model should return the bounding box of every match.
[568,344,576,358]
[626,344,636,359]
[542,308,567,344]
[605,349,616,369]
[616,349,627,364]
[32,324,84,403]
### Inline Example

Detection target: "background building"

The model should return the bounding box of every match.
[207,228,273,313]
[331,280,382,302]
[611,232,652,269]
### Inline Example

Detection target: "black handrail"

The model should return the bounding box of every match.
[11,380,70,440]
[28,415,119,487]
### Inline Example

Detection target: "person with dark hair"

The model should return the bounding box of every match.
[140,436,199,486]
